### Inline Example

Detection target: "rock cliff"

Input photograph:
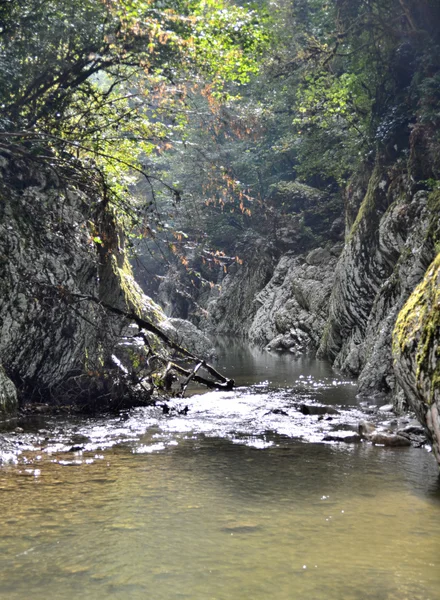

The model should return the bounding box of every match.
[248,246,339,354]
[318,165,436,404]
[158,159,439,466]
[0,152,213,413]
[393,252,440,462]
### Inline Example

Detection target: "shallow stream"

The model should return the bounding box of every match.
[0,344,439,600]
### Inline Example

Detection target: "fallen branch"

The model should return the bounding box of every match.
[181,361,204,397]
[69,291,234,393]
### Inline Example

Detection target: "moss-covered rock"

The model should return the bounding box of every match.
[392,253,440,464]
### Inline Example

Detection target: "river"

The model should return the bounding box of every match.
[0,343,439,600]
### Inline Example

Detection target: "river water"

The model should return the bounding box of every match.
[0,344,439,600]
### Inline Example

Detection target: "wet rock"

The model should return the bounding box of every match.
[300,404,339,416]
[68,445,84,452]
[369,432,411,447]
[398,424,426,437]
[323,431,361,443]
[264,408,289,416]
[358,421,376,437]
[378,404,394,413]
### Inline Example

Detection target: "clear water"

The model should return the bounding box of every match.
[0,343,439,600]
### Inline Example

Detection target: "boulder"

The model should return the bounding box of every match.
[167,318,216,359]
[369,432,411,447]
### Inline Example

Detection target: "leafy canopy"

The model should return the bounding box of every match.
[0,0,268,218]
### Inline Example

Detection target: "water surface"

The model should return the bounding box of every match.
[0,344,439,600]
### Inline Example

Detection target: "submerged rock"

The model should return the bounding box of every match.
[369,432,411,447]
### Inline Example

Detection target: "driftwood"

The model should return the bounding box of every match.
[71,292,235,396]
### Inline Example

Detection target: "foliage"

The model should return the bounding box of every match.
[0,0,267,227]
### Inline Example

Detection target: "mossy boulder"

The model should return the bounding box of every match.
[393,253,440,464]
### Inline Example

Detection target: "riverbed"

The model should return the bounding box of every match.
[0,344,439,600]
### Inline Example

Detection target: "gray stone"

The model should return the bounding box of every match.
[248,251,337,353]
[317,164,434,409]
[306,247,331,266]
[378,403,394,412]
[167,318,216,359]
[0,365,18,415]
[0,153,182,406]
[369,432,411,447]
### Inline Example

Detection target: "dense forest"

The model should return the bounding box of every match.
[0,0,439,460]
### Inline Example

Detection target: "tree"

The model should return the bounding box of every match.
[0,0,268,220]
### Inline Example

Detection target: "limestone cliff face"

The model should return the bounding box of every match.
[0,152,107,401]
[318,167,436,402]
[248,247,339,354]
[156,234,277,338]
[203,235,277,337]
[0,152,211,412]
[393,253,440,462]
[158,182,344,343]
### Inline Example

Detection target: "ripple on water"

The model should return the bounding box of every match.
[0,354,439,600]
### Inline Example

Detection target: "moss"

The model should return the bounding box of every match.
[348,165,386,241]
[113,254,144,316]
[393,252,440,404]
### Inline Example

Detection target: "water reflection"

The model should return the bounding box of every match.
[0,343,439,600]
[213,340,356,403]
